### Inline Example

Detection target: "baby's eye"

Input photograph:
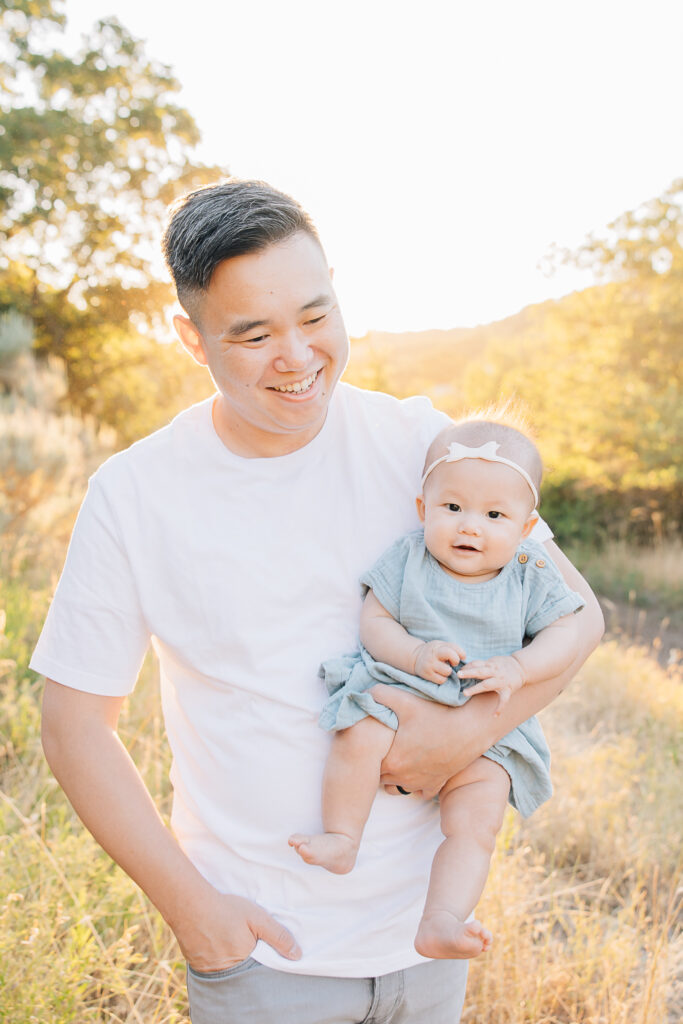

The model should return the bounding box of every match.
[487,510,503,519]
[447,503,461,512]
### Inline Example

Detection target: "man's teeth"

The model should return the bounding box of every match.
[273,372,318,393]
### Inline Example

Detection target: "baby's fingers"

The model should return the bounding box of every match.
[465,680,512,717]
[491,686,513,717]
[443,643,467,664]
[460,678,499,697]
[434,656,454,673]
[428,661,454,684]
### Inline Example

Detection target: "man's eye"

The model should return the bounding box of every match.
[447,503,461,512]
[244,335,267,344]
[305,313,326,326]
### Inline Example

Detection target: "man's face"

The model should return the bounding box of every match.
[417,458,537,582]
[175,231,349,457]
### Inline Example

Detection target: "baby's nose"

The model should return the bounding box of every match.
[459,515,481,535]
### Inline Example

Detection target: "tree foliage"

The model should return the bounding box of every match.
[0,0,222,434]
[549,178,683,283]
[0,308,115,575]
[461,184,683,541]
[345,180,683,544]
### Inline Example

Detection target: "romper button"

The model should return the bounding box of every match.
[518,553,528,564]
[535,558,546,568]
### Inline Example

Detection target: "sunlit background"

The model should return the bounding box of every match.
[1,3,682,1021]
[63,0,683,334]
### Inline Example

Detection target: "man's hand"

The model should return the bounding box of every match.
[375,685,492,799]
[457,655,526,715]
[177,890,302,973]
[413,640,466,683]
[375,544,605,802]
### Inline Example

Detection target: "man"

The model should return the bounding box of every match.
[34,180,603,1023]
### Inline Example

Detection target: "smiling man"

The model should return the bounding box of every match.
[172,229,348,457]
[34,180,603,1023]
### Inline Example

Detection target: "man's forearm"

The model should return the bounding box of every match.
[433,587,604,770]
[542,538,605,649]
[41,679,301,970]
[377,546,604,793]
[456,648,589,762]
[41,680,213,935]
[377,648,594,794]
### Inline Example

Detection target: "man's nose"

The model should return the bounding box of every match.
[273,329,312,370]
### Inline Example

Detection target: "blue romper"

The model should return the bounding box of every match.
[319,531,584,817]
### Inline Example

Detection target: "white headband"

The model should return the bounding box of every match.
[421,440,539,507]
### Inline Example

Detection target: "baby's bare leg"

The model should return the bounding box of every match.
[289,716,394,874]
[415,756,510,959]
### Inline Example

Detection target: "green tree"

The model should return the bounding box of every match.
[550,178,683,283]
[462,181,683,542]
[544,180,683,492]
[0,0,222,435]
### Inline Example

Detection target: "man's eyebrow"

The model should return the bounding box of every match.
[300,293,333,312]
[224,317,271,338]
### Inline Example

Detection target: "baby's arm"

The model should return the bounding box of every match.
[457,612,580,714]
[360,590,465,685]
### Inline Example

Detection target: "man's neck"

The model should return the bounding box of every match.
[211,396,327,458]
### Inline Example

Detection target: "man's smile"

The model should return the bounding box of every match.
[270,370,320,394]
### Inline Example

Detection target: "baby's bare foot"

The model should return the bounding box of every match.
[288,832,358,874]
[414,910,493,959]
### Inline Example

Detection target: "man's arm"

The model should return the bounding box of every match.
[377,539,604,798]
[41,679,301,970]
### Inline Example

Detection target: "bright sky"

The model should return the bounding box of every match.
[62,0,683,336]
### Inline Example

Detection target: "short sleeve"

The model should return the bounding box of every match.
[360,534,415,621]
[30,476,150,696]
[523,547,585,637]
[529,516,553,543]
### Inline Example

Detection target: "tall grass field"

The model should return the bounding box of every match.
[1,562,680,1023]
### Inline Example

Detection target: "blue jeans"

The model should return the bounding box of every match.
[187,956,468,1023]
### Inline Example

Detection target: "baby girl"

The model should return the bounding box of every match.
[290,419,584,959]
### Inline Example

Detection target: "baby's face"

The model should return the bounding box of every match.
[417,458,537,582]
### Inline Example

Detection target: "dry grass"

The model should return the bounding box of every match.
[568,540,683,614]
[464,641,683,1023]
[1,586,681,1021]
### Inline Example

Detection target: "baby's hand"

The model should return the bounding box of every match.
[413,641,466,684]
[457,655,525,715]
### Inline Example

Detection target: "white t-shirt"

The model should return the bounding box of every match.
[31,383,551,977]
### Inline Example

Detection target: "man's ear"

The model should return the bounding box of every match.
[174,314,208,367]
[521,512,539,538]
[416,495,426,522]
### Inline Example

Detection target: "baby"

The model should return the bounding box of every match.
[290,419,585,959]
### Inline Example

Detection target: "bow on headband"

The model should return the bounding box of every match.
[421,440,539,507]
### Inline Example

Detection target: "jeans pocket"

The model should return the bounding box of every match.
[187,956,258,982]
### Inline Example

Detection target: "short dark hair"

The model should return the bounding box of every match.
[162,179,321,323]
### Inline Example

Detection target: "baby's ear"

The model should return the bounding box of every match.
[416,495,426,522]
[521,512,539,538]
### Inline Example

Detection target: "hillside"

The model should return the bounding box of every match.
[344,279,682,546]
[345,292,588,408]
